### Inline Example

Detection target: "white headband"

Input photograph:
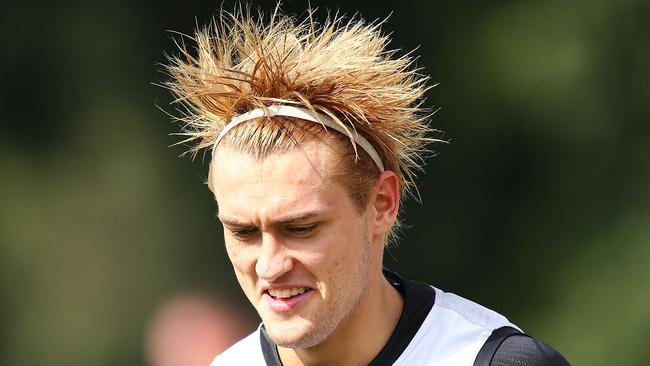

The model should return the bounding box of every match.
[212,105,385,171]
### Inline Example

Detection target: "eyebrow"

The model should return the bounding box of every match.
[217,210,324,227]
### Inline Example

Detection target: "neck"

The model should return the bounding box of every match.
[277,268,404,366]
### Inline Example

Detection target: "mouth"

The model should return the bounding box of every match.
[263,287,314,312]
[267,287,309,299]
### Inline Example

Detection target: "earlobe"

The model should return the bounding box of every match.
[372,171,400,232]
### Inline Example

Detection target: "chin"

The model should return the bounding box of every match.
[266,319,331,349]
[268,329,324,349]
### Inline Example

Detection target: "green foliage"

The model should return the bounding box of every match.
[1,0,648,365]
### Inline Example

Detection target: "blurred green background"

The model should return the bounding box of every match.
[1,0,649,365]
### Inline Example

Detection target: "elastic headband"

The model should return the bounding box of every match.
[212,105,385,171]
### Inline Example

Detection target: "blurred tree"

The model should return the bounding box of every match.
[0,0,648,365]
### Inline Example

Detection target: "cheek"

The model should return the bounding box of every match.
[226,244,260,300]
[314,219,367,282]
[225,241,257,275]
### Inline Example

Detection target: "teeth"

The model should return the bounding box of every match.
[269,287,307,298]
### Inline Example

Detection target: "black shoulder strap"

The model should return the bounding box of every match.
[473,326,525,366]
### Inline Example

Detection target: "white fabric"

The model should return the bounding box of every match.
[212,105,385,171]
[391,287,519,365]
[209,286,518,366]
[209,328,266,366]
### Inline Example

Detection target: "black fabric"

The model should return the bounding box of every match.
[257,269,436,366]
[367,269,436,366]
[474,326,526,366]
[474,325,571,366]
[260,326,282,366]
[491,334,572,366]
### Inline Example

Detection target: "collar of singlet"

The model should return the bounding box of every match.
[259,269,435,365]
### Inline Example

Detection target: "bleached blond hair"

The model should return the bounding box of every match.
[164,5,439,223]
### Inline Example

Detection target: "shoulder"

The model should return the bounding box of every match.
[491,334,571,366]
[435,289,571,366]
[209,327,266,366]
[432,287,517,331]
[393,286,518,365]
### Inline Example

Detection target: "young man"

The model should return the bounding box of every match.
[164,6,571,366]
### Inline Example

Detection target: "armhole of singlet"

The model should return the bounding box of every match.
[473,326,525,366]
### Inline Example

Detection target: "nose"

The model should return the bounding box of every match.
[255,232,293,281]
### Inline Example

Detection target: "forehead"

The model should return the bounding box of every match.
[211,138,339,184]
[209,140,345,220]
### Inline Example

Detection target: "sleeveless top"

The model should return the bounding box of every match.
[210,270,521,366]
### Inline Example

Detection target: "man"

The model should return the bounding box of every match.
[164,6,571,366]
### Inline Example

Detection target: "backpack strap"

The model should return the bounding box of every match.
[473,326,526,366]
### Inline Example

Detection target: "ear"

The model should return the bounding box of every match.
[370,171,400,235]
[207,161,216,193]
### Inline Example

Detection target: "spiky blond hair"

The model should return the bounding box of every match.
[164,5,438,203]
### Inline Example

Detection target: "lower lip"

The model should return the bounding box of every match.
[263,290,313,313]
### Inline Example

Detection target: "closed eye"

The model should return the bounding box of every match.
[286,224,318,237]
[229,226,259,241]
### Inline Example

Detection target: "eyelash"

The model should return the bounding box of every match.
[229,225,318,241]
[231,227,258,240]
[286,225,317,235]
